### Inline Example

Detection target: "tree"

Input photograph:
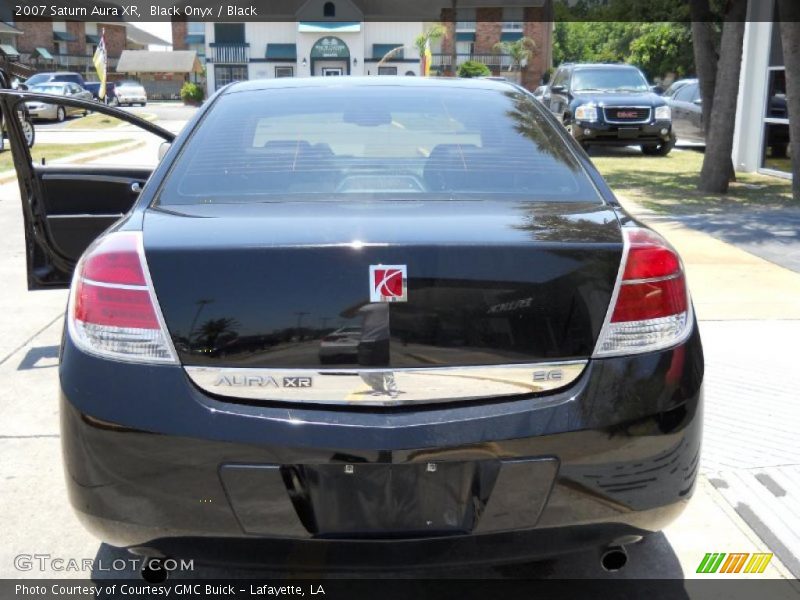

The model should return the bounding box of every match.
[493,36,537,73]
[778,0,800,201]
[380,24,446,76]
[697,0,748,194]
[457,60,491,78]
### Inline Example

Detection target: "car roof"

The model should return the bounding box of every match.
[30,81,69,86]
[222,75,521,95]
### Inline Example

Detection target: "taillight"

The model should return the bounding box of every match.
[67,231,177,363]
[594,227,692,357]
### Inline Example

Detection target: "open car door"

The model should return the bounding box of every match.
[0,83,174,290]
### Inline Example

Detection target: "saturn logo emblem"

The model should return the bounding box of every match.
[369,265,407,303]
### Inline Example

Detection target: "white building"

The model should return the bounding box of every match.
[734,0,791,179]
[203,18,424,93]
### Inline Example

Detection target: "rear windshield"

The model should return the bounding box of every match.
[158,84,602,204]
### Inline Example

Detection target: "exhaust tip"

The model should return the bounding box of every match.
[140,557,170,584]
[600,546,628,572]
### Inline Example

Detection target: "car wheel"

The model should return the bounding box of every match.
[21,118,35,148]
[641,133,676,157]
[56,106,66,123]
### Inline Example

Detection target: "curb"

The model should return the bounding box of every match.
[0,139,145,185]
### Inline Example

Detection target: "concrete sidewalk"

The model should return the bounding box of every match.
[620,196,800,321]
[621,195,800,581]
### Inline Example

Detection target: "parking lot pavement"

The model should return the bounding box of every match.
[0,140,798,581]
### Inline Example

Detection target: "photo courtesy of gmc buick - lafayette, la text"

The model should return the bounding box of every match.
[0,70,703,577]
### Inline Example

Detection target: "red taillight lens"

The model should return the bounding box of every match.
[622,229,681,280]
[611,276,688,322]
[595,227,693,357]
[74,283,159,329]
[81,234,147,285]
[68,232,176,363]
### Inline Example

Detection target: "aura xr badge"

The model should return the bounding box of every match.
[369,265,407,303]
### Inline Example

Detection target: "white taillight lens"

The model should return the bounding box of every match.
[67,231,177,363]
[594,227,692,357]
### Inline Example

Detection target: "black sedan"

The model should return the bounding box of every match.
[0,76,703,573]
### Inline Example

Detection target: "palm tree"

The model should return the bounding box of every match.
[492,36,538,73]
[378,24,447,75]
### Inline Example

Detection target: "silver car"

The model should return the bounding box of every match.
[115,80,147,106]
[26,82,92,122]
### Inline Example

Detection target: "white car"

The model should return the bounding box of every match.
[25,82,92,121]
[115,80,147,106]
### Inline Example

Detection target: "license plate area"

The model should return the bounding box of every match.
[283,461,497,537]
[617,127,642,139]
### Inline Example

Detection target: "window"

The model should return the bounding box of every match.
[673,84,696,103]
[456,8,476,31]
[762,19,790,174]
[214,23,245,44]
[214,65,248,90]
[275,66,294,78]
[550,69,569,89]
[187,21,205,34]
[456,41,474,56]
[571,68,649,92]
[377,66,397,76]
[503,7,524,31]
[159,86,601,205]
[323,2,335,17]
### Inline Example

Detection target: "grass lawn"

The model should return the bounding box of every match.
[0,140,133,172]
[65,112,157,130]
[592,147,795,214]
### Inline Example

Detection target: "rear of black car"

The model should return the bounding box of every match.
[59,78,702,568]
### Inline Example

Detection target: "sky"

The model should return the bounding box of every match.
[136,22,173,47]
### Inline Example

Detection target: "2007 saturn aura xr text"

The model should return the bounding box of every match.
[0,76,703,570]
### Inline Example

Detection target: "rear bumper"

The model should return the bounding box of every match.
[60,325,703,565]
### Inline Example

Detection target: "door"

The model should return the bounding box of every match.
[322,68,343,77]
[0,86,175,289]
[670,83,702,142]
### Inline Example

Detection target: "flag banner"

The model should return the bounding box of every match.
[92,31,107,100]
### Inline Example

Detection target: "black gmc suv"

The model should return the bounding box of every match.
[543,63,676,156]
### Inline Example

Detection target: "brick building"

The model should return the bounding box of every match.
[4,20,168,80]
[435,5,553,89]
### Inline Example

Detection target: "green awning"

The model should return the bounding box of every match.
[373,44,403,60]
[266,43,297,60]
[53,31,77,42]
[456,32,476,42]
[500,32,523,42]
[85,34,100,44]
[185,34,205,45]
[298,22,361,33]
[0,44,18,57]
[33,47,53,60]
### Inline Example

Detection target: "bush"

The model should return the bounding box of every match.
[180,82,204,104]
[457,60,491,78]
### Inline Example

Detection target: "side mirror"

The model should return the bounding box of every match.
[693,98,703,105]
[550,85,566,94]
[651,85,665,95]
[158,142,171,161]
